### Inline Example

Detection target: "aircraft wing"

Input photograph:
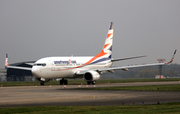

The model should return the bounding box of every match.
[100,50,177,72]
[99,62,165,72]
[76,50,177,75]
[76,62,166,75]
[111,55,147,62]
[5,54,33,71]
[6,66,32,71]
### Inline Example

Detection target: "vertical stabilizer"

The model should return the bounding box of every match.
[77,22,114,66]
[5,54,9,66]
[103,22,114,59]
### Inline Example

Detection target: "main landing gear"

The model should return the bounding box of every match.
[87,81,96,85]
[40,81,45,86]
[60,78,68,85]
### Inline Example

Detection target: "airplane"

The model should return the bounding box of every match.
[5,22,177,86]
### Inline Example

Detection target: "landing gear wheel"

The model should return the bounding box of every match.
[87,81,91,85]
[64,80,68,85]
[60,80,63,85]
[92,81,96,85]
[40,81,45,86]
[59,78,68,85]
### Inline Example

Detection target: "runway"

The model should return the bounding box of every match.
[0,81,180,107]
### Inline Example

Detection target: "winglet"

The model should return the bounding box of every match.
[109,22,114,30]
[5,53,9,66]
[166,50,177,64]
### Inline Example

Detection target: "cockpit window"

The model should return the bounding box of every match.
[34,63,46,66]
[42,63,46,66]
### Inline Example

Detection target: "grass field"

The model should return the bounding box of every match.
[0,102,180,114]
[0,78,180,87]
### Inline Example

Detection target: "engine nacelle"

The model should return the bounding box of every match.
[84,71,100,81]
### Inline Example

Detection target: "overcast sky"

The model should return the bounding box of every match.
[0,0,179,68]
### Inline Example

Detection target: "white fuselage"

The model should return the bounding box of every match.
[31,56,112,79]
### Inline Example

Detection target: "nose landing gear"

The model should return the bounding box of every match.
[60,78,68,85]
[40,81,45,86]
[87,81,96,85]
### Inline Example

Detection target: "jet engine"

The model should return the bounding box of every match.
[84,71,100,81]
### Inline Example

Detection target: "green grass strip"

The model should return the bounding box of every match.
[0,102,180,114]
[0,78,180,87]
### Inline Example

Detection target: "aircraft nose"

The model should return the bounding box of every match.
[31,66,41,78]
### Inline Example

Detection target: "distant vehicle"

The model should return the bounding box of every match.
[5,22,177,85]
[155,75,164,79]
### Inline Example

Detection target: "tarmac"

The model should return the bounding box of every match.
[0,81,180,107]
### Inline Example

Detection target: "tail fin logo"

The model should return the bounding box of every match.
[103,22,113,58]
[81,22,114,66]
[75,22,114,67]
[107,33,113,39]
[5,54,8,66]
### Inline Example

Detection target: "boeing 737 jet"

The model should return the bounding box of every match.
[5,22,177,85]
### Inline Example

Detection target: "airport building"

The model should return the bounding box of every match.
[0,69,6,82]
[0,61,36,82]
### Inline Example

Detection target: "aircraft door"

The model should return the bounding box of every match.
[49,59,55,71]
